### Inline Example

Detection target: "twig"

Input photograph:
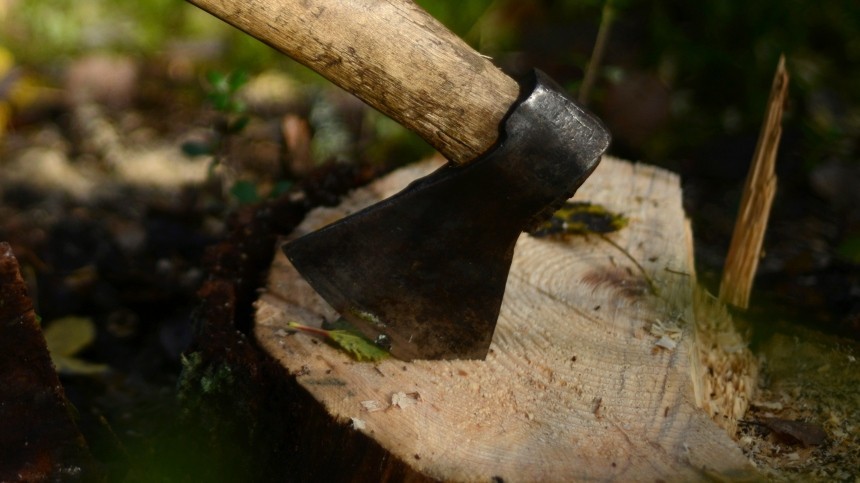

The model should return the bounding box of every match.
[719,55,789,309]
[578,0,616,105]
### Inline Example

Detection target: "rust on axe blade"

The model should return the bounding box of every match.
[283,70,610,361]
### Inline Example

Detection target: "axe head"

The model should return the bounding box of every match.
[283,70,610,361]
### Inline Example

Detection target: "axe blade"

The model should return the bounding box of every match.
[283,71,610,361]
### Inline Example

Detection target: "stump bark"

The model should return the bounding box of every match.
[0,243,102,481]
[254,156,758,481]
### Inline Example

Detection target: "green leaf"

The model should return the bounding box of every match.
[327,330,391,362]
[229,180,260,205]
[227,70,249,92]
[205,70,226,89]
[207,91,231,111]
[204,70,249,114]
[181,139,213,157]
[228,115,250,134]
[43,316,96,357]
[270,180,294,198]
[53,356,109,376]
[287,322,390,362]
[531,201,657,294]
[43,316,109,376]
[530,201,628,238]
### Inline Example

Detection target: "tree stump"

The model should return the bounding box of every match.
[254,156,757,481]
[0,243,102,481]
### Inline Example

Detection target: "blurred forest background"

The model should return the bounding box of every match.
[1,0,858,479]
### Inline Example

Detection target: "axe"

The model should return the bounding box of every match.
[187,0,610,360]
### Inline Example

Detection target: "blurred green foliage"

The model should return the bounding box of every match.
[640,0,860,165]
[419,0,859,171]
[2,0,857,169]
[205,70,249,115]
[181,70,250,173]
[182,69,297,205]
[416,0,495,38]
[5,0,192,60]
[0,0,289,71]
[837,235,860,264]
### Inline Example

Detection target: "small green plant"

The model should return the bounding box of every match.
[204,70,250,126]
[183,70,295,204]
[182,69,250,168]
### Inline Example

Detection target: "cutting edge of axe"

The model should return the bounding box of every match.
[185,0,611,360]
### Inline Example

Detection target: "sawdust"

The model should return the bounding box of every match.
[691,288,758,435]
[738,327,860,480]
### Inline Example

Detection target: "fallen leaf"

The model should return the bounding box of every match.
[760,417,828,447]
[44,316,97,357]
[53,356,109,376]
[530,201,628,237]
[43,316,109,375]
[287,321,390,362]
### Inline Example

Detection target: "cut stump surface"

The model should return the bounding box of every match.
[255,156,755,481]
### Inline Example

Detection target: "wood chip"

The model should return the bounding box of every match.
[360,400,384,412]
[391,391,420,409]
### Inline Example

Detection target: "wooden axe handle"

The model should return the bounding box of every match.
[186,0,520,164]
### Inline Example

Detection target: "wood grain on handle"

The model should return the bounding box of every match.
[186,0,520,164]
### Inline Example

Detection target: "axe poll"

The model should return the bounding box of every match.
[187,0,611,360]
